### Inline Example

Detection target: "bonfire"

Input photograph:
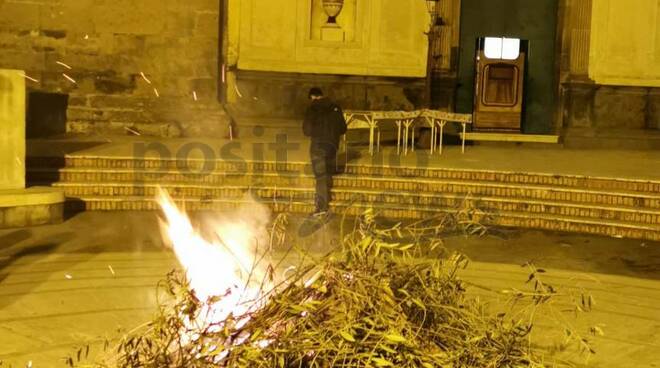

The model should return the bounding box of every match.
[71,190,598,368]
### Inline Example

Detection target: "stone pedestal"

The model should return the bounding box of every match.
[0,69,25,189]
[321,25,345,42]
[0,69,63,228]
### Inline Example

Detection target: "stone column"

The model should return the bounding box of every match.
[0,70,25,190]
[558,0,596,130]
[0,69,64,228]
[431,0,461,111]
[566,0,592,78]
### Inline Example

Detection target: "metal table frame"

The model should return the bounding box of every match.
[343,109,473,156]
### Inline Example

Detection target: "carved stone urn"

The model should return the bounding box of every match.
[321,0,344,25]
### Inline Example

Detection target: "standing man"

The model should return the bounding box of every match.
[303,87,347,219]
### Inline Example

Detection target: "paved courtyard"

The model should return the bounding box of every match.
[0,210,659,367]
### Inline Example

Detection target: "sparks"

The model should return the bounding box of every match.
[124,126,141,136]
[65,274,73,280]
[56,61,72,69]
[193,91,198,101]
[140,71,152,84]
[153,87,160,97]
[62,73,77,84]
[234,84,243,98]
[108,265,115,276]
[22,73,39,83]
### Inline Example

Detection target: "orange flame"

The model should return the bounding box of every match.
[156,188,273,327]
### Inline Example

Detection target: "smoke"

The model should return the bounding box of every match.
[198,192,273,259]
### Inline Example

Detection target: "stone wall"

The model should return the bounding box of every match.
[563,83,660,130]
[229,70,424,119]
[558,0,660,141]
[0,0,229,138]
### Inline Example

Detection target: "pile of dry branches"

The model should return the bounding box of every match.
[74,209,596,368]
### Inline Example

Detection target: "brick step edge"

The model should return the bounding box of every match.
[46,182,660,215]
[28,171,660,203]
[25,157,660,193]
[63,197,660,241]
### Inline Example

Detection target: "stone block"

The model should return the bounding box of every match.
[92,1,166,35]
[0,31,31,49]
[180,117,230,138]
[49,50,118,75]
[105,109,152,123]
[0,202,63,228]
[66,120,94,134]
[0,2,40,31]
[193,57,218,78]
[0,69,25,190]
[593,86,647,129]
[27,203,51,225]
[187,0,219,12]
[0,50,46,72]
[183,36,218,60]
[365,84,416,111]
[320,26,345,42]
[93,73,137,94]
[66,106,106,121]
[189,77,217,100]
[163,10,195,36]
[112,34,147,54]
[67,94,89,107]
[2,206,27,227]
[194,12,219,36]
[648,88,660,130]
[563,83,595,128]
[88,95,146,109]
[46,0,95,33]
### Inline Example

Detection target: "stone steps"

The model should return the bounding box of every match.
[26,156,660,193]
[61,195,660,241]
[28,168,660,210]
[25,154,660,240]
[47,181,660,226]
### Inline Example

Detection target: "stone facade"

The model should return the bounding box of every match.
[223,0,430,121]
[563,84,660,130]
[229,70,424,119]
[0,0,229,138]
[558,0,660,142]
[1,0,658,140]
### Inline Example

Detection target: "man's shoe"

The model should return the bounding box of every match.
[311,210,329,222]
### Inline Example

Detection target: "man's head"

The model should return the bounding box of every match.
[308,87,324,100]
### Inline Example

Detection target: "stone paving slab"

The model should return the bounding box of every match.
[0,212,659,367]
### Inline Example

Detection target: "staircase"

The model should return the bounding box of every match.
[26,153,660,241]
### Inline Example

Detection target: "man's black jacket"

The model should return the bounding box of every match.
[303,98,347,147]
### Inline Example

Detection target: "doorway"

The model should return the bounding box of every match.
[455,0,558,134]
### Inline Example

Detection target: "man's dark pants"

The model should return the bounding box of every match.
[310,141,337,213]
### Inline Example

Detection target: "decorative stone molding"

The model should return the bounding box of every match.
[320,0,346,41]
[567,0,592,78]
